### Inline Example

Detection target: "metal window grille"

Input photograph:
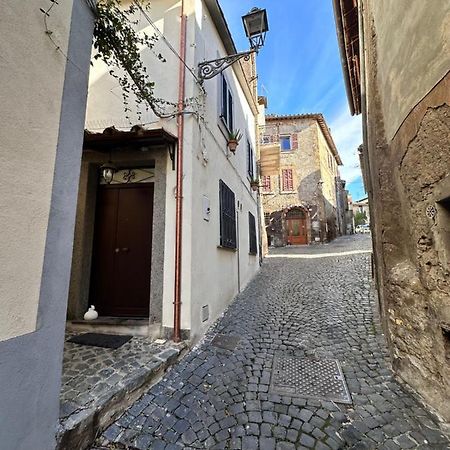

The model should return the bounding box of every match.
[249,212,257,255]
[219,180,237,249]
[282,169,294,191]
[264,212,271,226]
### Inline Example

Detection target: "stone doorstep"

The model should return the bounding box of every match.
[56,343,188,450]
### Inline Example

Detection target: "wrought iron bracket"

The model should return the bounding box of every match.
[198,50,256,83]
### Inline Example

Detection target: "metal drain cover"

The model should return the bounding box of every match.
[270,356,352,404]
[211,334,240,351]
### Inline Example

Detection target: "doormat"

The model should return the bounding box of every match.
[270,356,352,404]
[211,334,240,351]
[67,333,133,349]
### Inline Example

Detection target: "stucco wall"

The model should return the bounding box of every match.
[370,0,450,140]
[361,0,450,421]
[0,0,71,341]
[0,0,94,447]
[181,0,260,341]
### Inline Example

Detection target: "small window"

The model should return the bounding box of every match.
[249,212,257,255]
[262,175,271,192]
[221,75,233,131]
[281,169,294,191]
[247,140,254,179]
[219,180,237,249]
[262,135,270,144]
[264,212,270,226]
[280,135,291,151]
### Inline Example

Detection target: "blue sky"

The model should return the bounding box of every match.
[220,0,366,200]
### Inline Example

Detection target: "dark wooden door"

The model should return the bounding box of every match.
[90,184,154,317]
[286,217,307,245]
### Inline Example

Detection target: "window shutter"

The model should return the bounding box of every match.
[282,169,293,191]
[262,176,271,192]
[221,76,227,119]
[292,133,298,150]
[219,180,237,249]
[249,212,257,255]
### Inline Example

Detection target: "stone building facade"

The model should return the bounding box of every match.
[260,114,343,246]
[334,0,450,421]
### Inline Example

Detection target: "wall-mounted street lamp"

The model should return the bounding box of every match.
[198,7,269,83]
[100,161,117,184]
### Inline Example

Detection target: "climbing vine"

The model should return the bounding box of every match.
[92,0,170,120]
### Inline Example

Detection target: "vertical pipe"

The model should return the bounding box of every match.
[173,1,186,343]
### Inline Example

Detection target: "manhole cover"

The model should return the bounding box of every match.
[210,334,240,351]
[270,356,352,404]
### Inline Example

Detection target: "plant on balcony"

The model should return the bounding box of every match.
[226,129,243,153]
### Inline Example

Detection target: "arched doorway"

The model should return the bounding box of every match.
[285,207,308,245]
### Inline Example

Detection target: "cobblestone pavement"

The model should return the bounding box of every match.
[94,235,449,450]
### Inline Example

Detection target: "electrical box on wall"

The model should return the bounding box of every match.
[203,195,210,221]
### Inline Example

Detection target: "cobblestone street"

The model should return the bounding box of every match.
[94,235,449,450]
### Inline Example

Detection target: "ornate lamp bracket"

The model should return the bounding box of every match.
[198,50,256,83]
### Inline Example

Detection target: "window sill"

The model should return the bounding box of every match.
[280,191,296,194]
[217,245,237,252]
[249,252,257,256]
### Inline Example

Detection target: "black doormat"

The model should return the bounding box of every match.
[67,333,132,349]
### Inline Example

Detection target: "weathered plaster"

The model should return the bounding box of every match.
[362,2,450,420]
[370,0,450,140]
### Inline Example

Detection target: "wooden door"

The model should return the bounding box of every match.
[90,184,154,317]
[286,217,307,245]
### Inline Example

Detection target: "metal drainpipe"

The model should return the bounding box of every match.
[173,1,186,343]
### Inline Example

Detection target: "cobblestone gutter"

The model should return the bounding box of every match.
[57,336,188,450]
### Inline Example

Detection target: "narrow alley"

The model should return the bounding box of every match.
[93,236,449,450]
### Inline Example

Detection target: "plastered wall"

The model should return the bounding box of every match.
[370,0,450,140]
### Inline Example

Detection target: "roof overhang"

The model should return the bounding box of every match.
[266,114,343,165]
[332,0,361,115]
[83,126,178,168]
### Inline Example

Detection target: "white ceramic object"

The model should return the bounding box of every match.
[84,305,98,321]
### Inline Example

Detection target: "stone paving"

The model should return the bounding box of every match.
[59,333,186,448]
[93,235,449,449]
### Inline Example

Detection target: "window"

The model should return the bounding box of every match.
[249,212,257,255]
[219,180,237,249]
[280,135,291,151]
[264,212,270,226]
[281,169,294,191]
[247,140,254,178]
[262,175,271,192]
[221,75,233,131]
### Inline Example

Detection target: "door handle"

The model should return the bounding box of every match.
[122,247,129,253]
[114,248,120,253]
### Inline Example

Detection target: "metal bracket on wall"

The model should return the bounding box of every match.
[198,50,256,83]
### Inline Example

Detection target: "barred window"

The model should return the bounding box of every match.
[262,175,271,192]
[264,212,270,226]
[281,169,294,191]
[219,180,237,249]
[249,212,257,255]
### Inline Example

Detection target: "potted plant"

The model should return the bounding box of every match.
[227,129,243,153]
[250,178,260,191]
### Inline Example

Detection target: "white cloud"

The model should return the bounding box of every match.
[328,105,363,183]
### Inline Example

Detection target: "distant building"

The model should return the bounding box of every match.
[334,0,450,420]
[352,197,370,224]
[259,114,343,246]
